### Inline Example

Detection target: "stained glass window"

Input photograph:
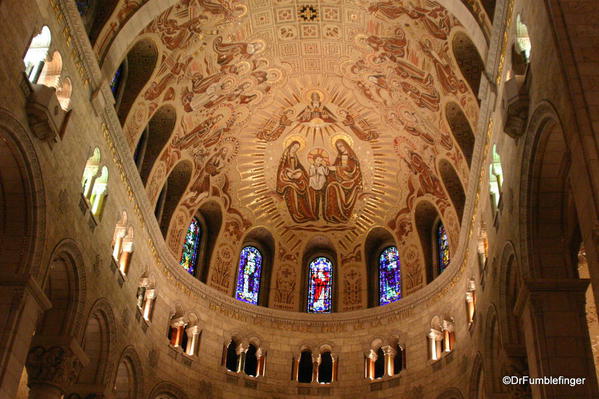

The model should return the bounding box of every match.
[179,217,201,275]
[379,246,401,305]
[235,246,263,305]
[111,63,124,96]
[307,257,333,313]
[437,222,450,273]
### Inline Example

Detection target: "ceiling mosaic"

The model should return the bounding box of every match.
[101,0,481,310]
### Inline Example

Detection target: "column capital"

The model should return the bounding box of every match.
[514,278,590,316]
[26,336,89,393]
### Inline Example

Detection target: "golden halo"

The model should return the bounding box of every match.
[283,135,306,151]
[331,133,354,148]
[304,88,327,103]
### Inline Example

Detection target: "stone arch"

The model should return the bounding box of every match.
[520,102,575,278]
[38,239,87,338]
[113,346,143,399]
[115,38,159,125]
[451,31,485,100]
[75,298,116,387]
[497,241,523,346]
[134,104,177,185]
[483,304,504,394]
[148,381,188,399]
[155,159,193,238]
[468,353,484,399]
[439,158,466,223]
[436,387,465,399]
[445,102,475,167]
[0,108,46,278]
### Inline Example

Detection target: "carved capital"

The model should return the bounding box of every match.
[26,344,83,392]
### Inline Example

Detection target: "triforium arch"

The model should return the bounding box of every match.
[519,101,599,392]
[445,101,476,167]
[155,159,194,239]
[438,158,466,224]
[364,227,400,307]
[134,104,177,185]
[113,37,159,125]
[451,30,485,100]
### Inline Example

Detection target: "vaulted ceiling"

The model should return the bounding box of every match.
[94,0,488,308]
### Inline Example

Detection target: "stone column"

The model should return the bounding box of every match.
[515,279,599,399]
[428,329,443,361]
[312,354,320,383]
[25,336,89,399]
[236,343,247,373]
[382,345,396,376]
[367,350,376,379]
[466,291,476,324]
[442,320,455,353]
[0,275,51,399]
[170,318,186,347]
[185,326,200,356]
[142,289,155,321]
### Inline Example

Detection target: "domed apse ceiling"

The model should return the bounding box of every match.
[101,0,481,311]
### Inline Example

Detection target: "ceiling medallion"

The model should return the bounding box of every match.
[298,5,319,21]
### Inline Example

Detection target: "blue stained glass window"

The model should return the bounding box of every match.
[235,246,263,305]
[378,246,401,305]
[111,63,124,96]
[307,257,333,313]
[179,217,201,275]
[437,222,450,273]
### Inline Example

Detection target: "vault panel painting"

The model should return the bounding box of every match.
[104,0,476,311]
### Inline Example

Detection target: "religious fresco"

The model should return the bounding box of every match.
[111,0,477,309]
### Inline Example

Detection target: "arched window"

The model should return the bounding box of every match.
[297,350,313,383]
[90,166,109,219]
[112,212,134,275]
[180,217,201,275]
[515,15,531,63]
[307,257,333,313]
[489,145,503,211]
[378,246,401,305]
[436,221,450,274]
[373,347,385,379]
[244,344,259,376]
[82,148,101,198]
[225,340,240,372]
[318,351,334,383]
[235,246,264,305]
[136,277,156,322]
[24,26,51,84]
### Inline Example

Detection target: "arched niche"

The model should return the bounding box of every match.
[439,159,466,223]
[301,236,338,313]
[24,26,52,84]
[234,227,275,307]
[86,0,119,44]
[452,32,485,101]
[36,241,85,337]
[134,105,177,185]
[297,350,313,383]
[446,102,475,167]
[528,119,574,278]
[76,299,115,387]
[115,38,158,125]
[113,348,143,399]
[414,201,447,283]
[364,227,399,307]
[156,160,193,238]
